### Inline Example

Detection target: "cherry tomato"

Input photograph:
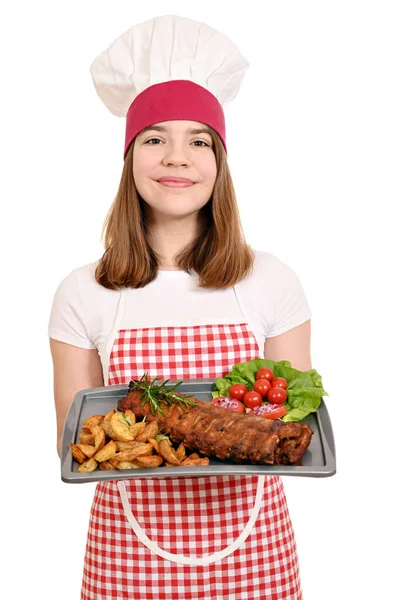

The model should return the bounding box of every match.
[252,403,287,419]
[267,387,287,405]
[228,383,248,401]
[272,377,288,390]
[243,391,263,408]
[256,368,274,382]
[253,378,272,397]
[211,396,245,412]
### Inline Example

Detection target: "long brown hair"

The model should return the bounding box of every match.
[95,127,254,289]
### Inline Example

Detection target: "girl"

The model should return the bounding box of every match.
[49,15,311,600]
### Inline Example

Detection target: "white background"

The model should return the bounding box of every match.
[1,1,398,598]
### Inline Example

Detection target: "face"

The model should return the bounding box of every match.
[133,120,217,221]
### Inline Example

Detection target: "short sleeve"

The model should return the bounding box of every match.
[267,261,311,338]
[48,270,96,350]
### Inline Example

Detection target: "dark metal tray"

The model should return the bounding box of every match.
[61,379,336,483]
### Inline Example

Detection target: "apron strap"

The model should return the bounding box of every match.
[232,284,263,355]
[103,288,128,385]
[117,476,265,566]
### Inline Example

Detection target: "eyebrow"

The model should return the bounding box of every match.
[140,125,212,137]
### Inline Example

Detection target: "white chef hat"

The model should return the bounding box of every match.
[90,15,249,157]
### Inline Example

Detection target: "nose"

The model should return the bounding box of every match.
[161,142,191,167]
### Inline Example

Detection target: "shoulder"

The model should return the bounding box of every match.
[251,249,289,273]
[235,249,311,338]
[55,260,109,297]
[69,261,99,288]
[51,260,120,312]
[49,260,121,348]
[53,261,96,286]
[236,249,309,311]
[243,249,300,287]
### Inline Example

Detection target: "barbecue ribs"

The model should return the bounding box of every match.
[118,391,312,466]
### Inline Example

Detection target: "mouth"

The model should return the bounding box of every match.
[156,177,196,188]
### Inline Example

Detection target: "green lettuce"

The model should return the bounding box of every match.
[212,359,328,422]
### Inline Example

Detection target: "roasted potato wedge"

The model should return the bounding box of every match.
[79,433,94,445]
[92,425,106,452]
[116,461,142,470]
[181,456,210,466]
[176,443,186,461]
[82,415,104,433]
[113,443,153,462]
[76,444,97,459]
[77,458,98,472]
[158,439,180,465]
[103,409,116,423]
[185,452,199,460]
[99,460,116,471]
[135,455,164,468]
[130,422,146,439]
[94,440,117,462]
[100,410,116,436]
[116,440,142,452]
[71,443,87,464]
[135,421,159,442]
[148,438,160,454]
[123,409,136,426]
[100,421,111,437]
[108,412,136,442]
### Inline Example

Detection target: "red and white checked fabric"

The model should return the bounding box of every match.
[81,323,302,600]
[108,323,258,384]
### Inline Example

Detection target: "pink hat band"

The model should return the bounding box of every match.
[124,80,226,158]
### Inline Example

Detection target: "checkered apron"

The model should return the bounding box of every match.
[81,294,302,599]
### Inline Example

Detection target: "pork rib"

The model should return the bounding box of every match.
[118,391,313,466]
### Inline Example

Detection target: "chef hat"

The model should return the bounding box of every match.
[90,15,249,158]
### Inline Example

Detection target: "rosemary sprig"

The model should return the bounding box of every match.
[154,433,171,442]
[154,426,170,441]
[119,414,132,426]
[129,374,196,417]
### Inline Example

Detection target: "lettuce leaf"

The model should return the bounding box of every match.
[212,358,328,422]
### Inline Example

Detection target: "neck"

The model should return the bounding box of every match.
[147,213,201,270]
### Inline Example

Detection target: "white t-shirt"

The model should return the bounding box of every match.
[48,250,311,380]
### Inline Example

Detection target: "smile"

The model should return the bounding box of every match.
[157,181,195,188]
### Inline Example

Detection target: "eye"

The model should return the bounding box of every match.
[145,138,163,145]
[192,140,210,147]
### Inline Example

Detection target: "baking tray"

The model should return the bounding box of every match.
[61,379,336,483]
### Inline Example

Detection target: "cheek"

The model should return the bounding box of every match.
[205,164,217,189]
[132,151,153,193]
[200,156,217,187]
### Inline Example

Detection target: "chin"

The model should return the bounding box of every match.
[160,210,201,219]
[145,197,209,217]
[149,205,204,220]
